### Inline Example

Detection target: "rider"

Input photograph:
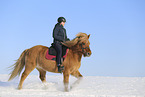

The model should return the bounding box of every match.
[53,17,70,73]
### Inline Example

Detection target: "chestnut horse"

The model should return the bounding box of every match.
[8,32,92,91]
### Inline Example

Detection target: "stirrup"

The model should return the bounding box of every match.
[58,65,64,73]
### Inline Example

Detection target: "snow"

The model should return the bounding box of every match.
[0,74,145,97]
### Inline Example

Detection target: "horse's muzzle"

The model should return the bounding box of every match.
[84,52,92,57]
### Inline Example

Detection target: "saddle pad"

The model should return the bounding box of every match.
[45,48,69,61]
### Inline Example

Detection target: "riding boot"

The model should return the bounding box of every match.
[57,64,64,73]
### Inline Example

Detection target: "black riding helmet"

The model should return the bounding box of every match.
[57,17,66,23]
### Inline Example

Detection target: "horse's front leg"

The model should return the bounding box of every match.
[71,70,83,78]
[70,70,83,89]
[63,72,70,92]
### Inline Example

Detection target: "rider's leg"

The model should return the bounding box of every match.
[54,43,64,72]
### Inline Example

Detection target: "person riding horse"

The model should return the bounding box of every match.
[53,17,70,73]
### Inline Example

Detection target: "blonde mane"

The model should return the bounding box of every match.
[62,32,89,47]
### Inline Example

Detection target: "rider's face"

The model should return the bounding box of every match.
[61,22,65,26]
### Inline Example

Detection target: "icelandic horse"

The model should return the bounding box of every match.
[8,32,92,91]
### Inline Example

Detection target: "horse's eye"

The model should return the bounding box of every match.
[82,43,85,45]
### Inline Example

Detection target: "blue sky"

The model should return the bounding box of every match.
[0,0,145,77]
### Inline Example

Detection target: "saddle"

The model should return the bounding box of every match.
[45,44,69,61]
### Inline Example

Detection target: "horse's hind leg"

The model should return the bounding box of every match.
[18,62,36,89]
[36,68,46,83]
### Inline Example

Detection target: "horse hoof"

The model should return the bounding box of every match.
[64,89,69,92]
[18,86,22,90]
[18,87,22,90]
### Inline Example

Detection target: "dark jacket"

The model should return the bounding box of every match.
[53,23,69,43]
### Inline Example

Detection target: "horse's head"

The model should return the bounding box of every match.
[62,32,92,57]
[76,33,92,57]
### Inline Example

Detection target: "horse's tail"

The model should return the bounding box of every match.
[8,49,28,81]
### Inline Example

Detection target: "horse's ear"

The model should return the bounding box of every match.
[88,34,90,38]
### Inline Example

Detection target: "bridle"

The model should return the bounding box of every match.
[81,43,89,53]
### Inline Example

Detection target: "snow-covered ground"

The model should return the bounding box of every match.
[0,74,145,97]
